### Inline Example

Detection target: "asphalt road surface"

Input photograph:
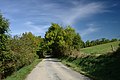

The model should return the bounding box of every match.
[25,58,91,80]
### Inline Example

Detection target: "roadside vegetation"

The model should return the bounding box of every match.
[0,12,43,79]
[5,59,41,80]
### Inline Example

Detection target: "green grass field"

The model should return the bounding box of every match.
[81,41,120,54]
[5,59,41,80]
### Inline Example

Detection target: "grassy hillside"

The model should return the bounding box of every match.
[60,41,120,80]
[81,41,120,54]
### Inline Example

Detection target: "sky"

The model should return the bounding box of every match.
[0,0,120,41]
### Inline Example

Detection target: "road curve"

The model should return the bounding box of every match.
[25,58,91,80]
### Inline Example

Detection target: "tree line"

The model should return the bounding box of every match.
[0,13,42,78]
[85,38,119,47]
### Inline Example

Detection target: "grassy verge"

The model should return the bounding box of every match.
[60,47,120,80]
[4,59,42,80]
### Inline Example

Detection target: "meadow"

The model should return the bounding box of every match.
[81,41,120,54]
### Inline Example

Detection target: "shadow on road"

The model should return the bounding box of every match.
[45,59,61,62]
[45,55,61,62]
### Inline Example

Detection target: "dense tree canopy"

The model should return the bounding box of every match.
[44,23,84,57]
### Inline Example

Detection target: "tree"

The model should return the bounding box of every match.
[44,23,84,57]
[1,31,42,78]
[45,23,65,57]
[36,38,45,58]
[0,13,9,52]
[72,33,84,50]
[111,38,118,42]
[64,26,76,50]
[85,40,90,47]
[0,12,14,78]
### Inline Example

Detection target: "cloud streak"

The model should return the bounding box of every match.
[59,2,107,25]
[79,23,100,37]
[24,21,50,37]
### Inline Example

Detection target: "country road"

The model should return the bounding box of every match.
[25,58,91,80]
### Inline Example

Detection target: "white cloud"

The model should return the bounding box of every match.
[59,2,107,25]
[80,24,100,37]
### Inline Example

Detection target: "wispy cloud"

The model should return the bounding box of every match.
[112,3,118,7]
[0,0,109,37]
[59,2,108,25]
[24,21,50,37]
[80,24,100,37]
[11,1,108,25]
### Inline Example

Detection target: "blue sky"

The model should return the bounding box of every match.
[0,0,120,41]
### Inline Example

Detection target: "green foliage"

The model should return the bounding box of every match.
[85,40,90,47]
[0,12,12,78]
[73,33,84,50]
[0,12,43,79]
[44,23,84,57]
[8,32,41,70]
[111,38,118,42]
[2,32,42,79]
[45,23,66,57]
[5,59,41,80]
[85,38,119,47]
[36,38,45,58]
